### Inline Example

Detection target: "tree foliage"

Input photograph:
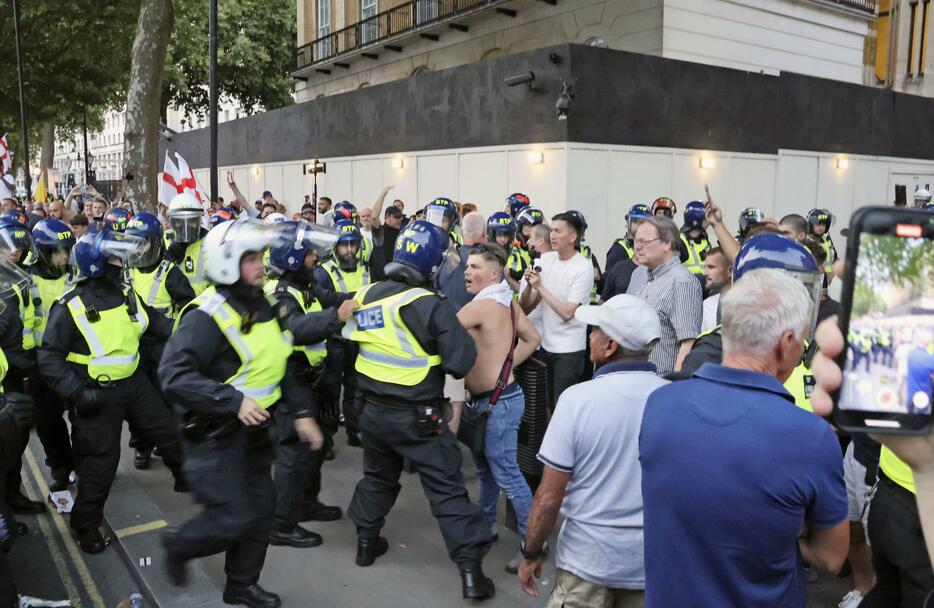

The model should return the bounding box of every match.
[163,0,296,122]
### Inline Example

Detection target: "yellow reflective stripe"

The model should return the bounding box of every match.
[358,348,436,368]
[233,382,279,400]
[67,298,108,357]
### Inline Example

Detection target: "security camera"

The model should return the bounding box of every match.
[555,81,575,121]
[504,71,536,88]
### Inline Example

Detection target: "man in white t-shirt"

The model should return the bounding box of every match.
[520,213,593,408]
[519,222,552,338]
[701,247,731,333]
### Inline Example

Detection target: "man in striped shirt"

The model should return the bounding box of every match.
[627,216,702,375]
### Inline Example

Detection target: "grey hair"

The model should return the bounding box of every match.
[530,223,550,241]
[461,211,487,240]
[636,216,679,247]
[720,268,811,356]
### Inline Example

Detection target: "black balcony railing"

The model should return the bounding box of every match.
[818,0,876,14]
[297,0,502,70]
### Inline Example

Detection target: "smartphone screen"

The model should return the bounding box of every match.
[835,208,934,433]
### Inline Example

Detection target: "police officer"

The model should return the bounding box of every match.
[159,219,327,607]
[424,197,463,245]
[125,212,196,469]
[515,206,544,256]
[210,206,238,228]
[651,197,677,218]
[676,233,823,412]
[506,192,531,218]
[331,201,372,262]
[679,201,711,279]
[806,208,837,274]
[566,210,602,304]
[487,212,524,291]
[166,192,209,295]
[344,220,494,600]
[605,203,650,274]
[102,208,133,233]
[315,220,369,447]
[265,221,356,546]
[29,219,77,491]
[0,219,45,514]
[37,230,186,553]
[738,207,763,241]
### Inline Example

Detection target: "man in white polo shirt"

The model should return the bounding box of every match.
[517,295,666,608]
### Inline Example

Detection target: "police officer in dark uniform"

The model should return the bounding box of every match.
[344,220,495,601]
[124,212,195,469]
[265,220,355,545]
[0,218,46,515]
[605,203,650,274]
[37,230,186,553]
[29,219,77,491]
[160,219,334,608]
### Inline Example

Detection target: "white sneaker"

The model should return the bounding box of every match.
[838,589,864,608]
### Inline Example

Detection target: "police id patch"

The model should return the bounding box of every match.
[354,306,384,330]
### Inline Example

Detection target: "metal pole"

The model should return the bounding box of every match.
[312,172,318,208]
[82,112,91,185]
[11,0,31,201]
[209,0,218,202]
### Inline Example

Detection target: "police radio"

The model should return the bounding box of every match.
[833,207,934,434]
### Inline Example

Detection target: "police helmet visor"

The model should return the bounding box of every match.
[0,225,35,265]
[98,232,150,269]
[36,244,74,276]
[425,207,452,231]
[785,268,822,341]
[289,220,339,259]
[169,210,203,243]
[0,256,29,313]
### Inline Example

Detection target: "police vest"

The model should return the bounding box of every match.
[322,259,370,295]
[0,346,7,393]
[343,284,442,386]
[880,446,915,494]
[819,236,836,274]
[33,274,68,345]
[64,288,149,381]
[578,245,600,304]
[507,248,531,276]
[264,280,327,367]
[181,241,208,296]
[181,286,292,409]
[680,233,709,275]
[131,261,176,317]
[14,280,40,351]
[615,238,634,259]
[359,235,372,263]
[450,227,464,246]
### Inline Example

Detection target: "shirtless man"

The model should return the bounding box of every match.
[458,243,541,573]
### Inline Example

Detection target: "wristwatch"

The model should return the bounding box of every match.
[520,539,544,561]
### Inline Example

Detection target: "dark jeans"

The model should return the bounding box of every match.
[70,372,183,532]
[348,399,491,569]
[540,349,586,412]
[169,423,275,586]
[862,473,934,607]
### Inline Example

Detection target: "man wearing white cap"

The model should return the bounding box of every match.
[518,295,666,607]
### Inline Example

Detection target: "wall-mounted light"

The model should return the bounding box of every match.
[699,156,715,170]
[527,151,544,165]
[836,158,849,170]
[253,165,261,176]
[391,157,404,169]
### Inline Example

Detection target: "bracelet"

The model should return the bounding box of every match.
[520,539,544,560]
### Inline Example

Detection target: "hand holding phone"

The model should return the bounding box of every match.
[833,206,934,434]
[226,171,234,185]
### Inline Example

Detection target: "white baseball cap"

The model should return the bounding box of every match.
[574,295,661,351]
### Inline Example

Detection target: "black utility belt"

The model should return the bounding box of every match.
[879,469,918,504]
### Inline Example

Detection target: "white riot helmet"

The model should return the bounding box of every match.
[914,187,932,208]
[168,192,203,244]
[202,218,288,285]
[264,212,287,224]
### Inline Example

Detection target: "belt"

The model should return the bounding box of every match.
[471,381,520,403]
[879,469,917,504]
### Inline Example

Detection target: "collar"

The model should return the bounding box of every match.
[647,255,680,281]
[594,360,657,378]
[693,362,795,403]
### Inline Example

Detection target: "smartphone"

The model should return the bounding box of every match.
[226,170,234,185]
[833,206,934,434]
[704,184,711,200]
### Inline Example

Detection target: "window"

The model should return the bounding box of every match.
[415,0,437,24]
[360,0,377,44]
[317,0,332,58]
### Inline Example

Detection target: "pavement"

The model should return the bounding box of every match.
[11,426,858,608]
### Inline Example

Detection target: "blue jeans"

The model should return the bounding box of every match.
[473,384,533,537]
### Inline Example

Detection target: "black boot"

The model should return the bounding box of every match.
[8,491,45,514]
[77,528,110,554]
[355,536,389,567]
[161,530,189,587]
[134,448,151,470]
[461,565,495,600]
[222,583,281,608]
[301,501,342,522]
[268,525,322,548]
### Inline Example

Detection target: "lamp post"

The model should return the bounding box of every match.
[11,0,31,201]
[209,0,218,202]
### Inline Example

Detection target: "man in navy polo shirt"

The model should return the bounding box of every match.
[639,268,848,607]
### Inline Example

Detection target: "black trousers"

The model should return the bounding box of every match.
[272,383,325,530]
[539,350,586,413]
[0,551,14,608]
[169,423,275,586]
[348,400,491,569]
[862,474,934,607]
[33,375,74,481]
[69,371,183,532]
[128,341,167,453]
[325,338,359,437]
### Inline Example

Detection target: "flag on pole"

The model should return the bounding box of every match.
[159,152,181,206]
[0,134,13,175]
[173,153,211,206]
[33,169,47,202]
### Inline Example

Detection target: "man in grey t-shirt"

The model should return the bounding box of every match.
[517,295,667,606]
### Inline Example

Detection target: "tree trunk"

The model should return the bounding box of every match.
[39,123,54,195]
[123,0,173,212]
